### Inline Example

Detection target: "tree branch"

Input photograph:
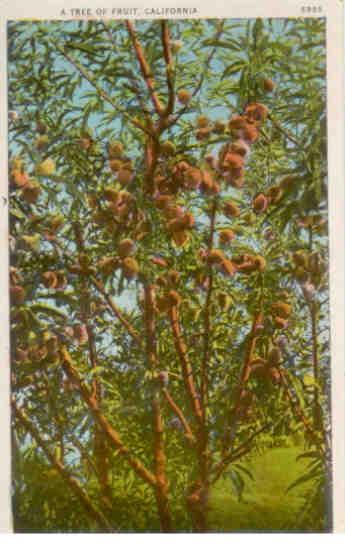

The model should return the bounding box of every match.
[143,284,172,531]
[91,276,142,346]
[125,20,164,117]
[161,20,175,117]
[12,398,113,532]
[168,306,203,423]
[60,346,157,487]
[200,197,218,421]
[161,387,196,445]
[52,41,153,137]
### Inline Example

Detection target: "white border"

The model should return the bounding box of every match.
[0,0,344,534]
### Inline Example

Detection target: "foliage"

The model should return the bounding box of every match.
[8,17,330,532]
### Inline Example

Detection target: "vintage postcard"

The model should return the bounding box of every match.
[0,0,344,534]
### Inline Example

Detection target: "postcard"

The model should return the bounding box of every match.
[0,0,344,534]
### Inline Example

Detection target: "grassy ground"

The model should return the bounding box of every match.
[208,446,325,532]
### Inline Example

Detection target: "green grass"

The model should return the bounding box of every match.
[208,446,325,532]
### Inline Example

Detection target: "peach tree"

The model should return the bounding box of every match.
[8,18,330,531]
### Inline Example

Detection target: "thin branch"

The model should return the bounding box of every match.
[143,284,172,532]
[125,20,164,117]
[211,419,284,485]
[161,21,175,117]
[267,114,301,148]
[169,20,225,127]
[12,398,113,532]
[52,41,153,137]
[168,306,203,424]
[60,346,157,487]
[200,196,218,420]
[161,387,196,445]
[91,276,142,346]
[224,311,263,450]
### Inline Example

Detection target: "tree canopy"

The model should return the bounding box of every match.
[8,17,330,532]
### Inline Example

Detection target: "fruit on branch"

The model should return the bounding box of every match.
[121,257,139,279]
[108,141,124,159]
[163,204,184,221]
[292,250,308,268]
[117,168,133,185]
[103,187,119,202]
[220,259,237,276]
[35,135,49,150]
[10,266,22,286]
[167,211,195,233]
[160,140,176,156]
[271,301,292,319]
[177,89,192,105]
[274,316,289,329]
[233,254,266,274]
[21,234,40,252]
[294,267,309,283]
[263,78,275,92]
[267,185,283,204]
[150,256,169,267]
[9,110,18,121]
[223,200,241,218]
[56,270,67,289]
[154,194,174,210]
[207,249,226,265]
[269,367,281,385]
[29,344,48,362]
[10,169,29,188]
[196,115,210,129]
[200,171,220,194]
[109,159,123,173]
[118,238,135,258]
[229,139,250,157]
[253,255,266,272]
[168,269,180,286]
[36,158,55,176]
[22,180,41,204]
[184,167,203,190]
[42,271,58,289]
[155,294,171,313]
[223,152,244,169]
[171,230,190,247]
[267,347,282,367]
[218,229,236,244]
[45,334,59,355]
[242,123,259,143]
[253,193,268,214]
[10,285,25,305]
[207,249,236,277]
[49,213,64,232]
[244,102,268,124]
[171,40,183,53]
[228,115,248,130]
[156,275,167,288]
[213,120,226,134]
[196,127,212,141]
[167,290,182,307]
[108,190,134,218]
[15,347,29,363]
